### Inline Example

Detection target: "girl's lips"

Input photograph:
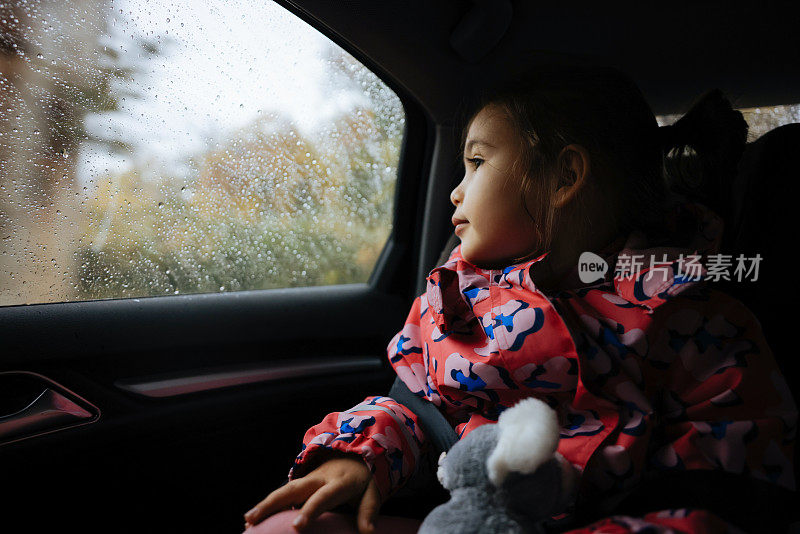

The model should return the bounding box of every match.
[452,216,468,236]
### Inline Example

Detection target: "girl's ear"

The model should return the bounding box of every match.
[554,144,591,209]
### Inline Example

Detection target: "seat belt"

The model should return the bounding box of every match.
[388,376,459,455]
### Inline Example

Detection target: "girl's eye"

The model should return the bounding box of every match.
[466,157,484,169]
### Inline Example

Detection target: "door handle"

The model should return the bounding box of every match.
[0,372,99,445]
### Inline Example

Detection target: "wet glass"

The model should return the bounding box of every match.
[0,0,404,306]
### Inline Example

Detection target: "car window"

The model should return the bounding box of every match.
[657,103,800,142]
[0,0,404,307]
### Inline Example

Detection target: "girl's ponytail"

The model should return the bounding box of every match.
[659,89,749,223]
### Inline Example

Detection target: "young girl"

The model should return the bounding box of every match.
[243,64,797,534]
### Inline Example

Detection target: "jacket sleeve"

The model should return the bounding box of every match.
[288,297,430,502]
[288,394,426,501]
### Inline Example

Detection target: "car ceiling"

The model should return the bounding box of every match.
[283,1,800,121]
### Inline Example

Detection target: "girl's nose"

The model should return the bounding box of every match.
[450,181,464,207]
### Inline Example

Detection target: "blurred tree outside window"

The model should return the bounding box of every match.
[0,0,404,306]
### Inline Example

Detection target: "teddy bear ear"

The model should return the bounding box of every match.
[486,397,560,487]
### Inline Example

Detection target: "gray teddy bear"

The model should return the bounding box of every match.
[418,397,574,534]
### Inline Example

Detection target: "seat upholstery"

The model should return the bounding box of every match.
[721,123,800,394]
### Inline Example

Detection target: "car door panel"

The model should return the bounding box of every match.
[1,283,414,532]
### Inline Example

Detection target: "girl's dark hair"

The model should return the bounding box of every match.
[457,63,748,253]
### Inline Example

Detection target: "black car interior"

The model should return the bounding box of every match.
[2,1,799,532]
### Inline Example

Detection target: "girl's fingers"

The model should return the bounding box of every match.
[244,478,321,525]
[356,481,381,534]
[294,481,352,529]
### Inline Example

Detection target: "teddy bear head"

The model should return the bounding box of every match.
[421,397,571,534]
[437,396,562,491]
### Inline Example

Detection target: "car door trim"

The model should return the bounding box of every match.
[114,357,384,398]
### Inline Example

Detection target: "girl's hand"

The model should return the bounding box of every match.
[244,452,380,534]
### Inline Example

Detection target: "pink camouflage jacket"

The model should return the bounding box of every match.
[288,200,797,530]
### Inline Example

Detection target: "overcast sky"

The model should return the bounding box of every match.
[78,0,359,181]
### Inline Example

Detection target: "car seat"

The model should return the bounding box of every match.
[599,121,800,528]
[720,123,800,397]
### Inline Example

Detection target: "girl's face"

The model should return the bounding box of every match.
[450,104,540,267]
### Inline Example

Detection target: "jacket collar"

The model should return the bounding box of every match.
[425,247,550,334]
[426,198,723,330]
[607,200,723,313]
